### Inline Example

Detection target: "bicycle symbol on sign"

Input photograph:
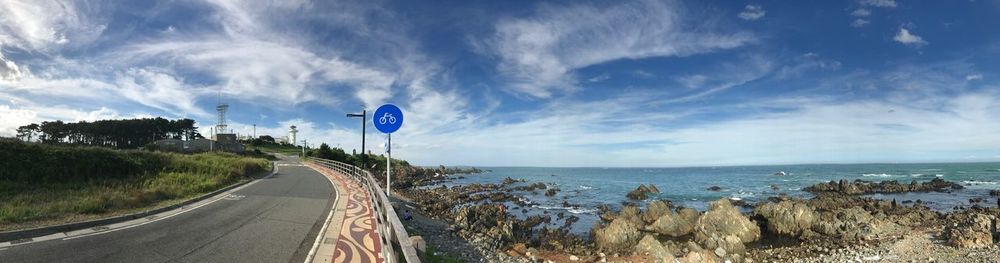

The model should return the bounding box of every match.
[379,113,397,125]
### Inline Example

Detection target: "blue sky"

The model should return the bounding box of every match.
[1,0,1000,167]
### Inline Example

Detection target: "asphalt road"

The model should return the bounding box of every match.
[0,156,334,263]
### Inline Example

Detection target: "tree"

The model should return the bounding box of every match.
[19,117,202,149]
[16,123,39,142]
[259,135,275,144]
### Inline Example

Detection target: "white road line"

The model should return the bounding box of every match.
[305,162,339,263]
[0,163,280,249]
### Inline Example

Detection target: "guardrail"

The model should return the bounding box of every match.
[306,157,420,263]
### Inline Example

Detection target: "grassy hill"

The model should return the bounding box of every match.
[0,138,271,230]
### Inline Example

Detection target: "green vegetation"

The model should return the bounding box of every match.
[249,143,304,154]
[0,139,271,229]
[15,117,202,149]
[421,245,464,263]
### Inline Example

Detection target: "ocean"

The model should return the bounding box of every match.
[431,162,1000,235]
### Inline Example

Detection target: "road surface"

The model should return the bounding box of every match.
[0,156,334,263]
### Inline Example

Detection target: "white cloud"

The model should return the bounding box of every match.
[861,0,897,8]
[114,68,210,117]
[851,9,871,17]
[677,74,708,89]
[0,49,22,80]
[893,28,928,46]
[851,19,870,27]
[124,39,394,108]
[966,74,983,81]
[738,5,766,21]
[485,0,755,98]
[0,0,108,52]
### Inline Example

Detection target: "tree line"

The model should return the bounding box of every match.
[15,118,203,149]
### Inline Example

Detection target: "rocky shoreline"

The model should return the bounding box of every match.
[394,175,1000,262]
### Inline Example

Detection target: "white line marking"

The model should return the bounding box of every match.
[305,163,340,263]
[1,163,280,248]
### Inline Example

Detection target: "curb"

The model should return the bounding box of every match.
[0,162,276,243]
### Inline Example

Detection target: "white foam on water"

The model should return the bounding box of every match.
[568,207,598,214]
[534,205,598,214]
[962,181,997,185]
[579,185,595,190]
[862,173,894,177]
[935,174,944,177]
[910,173,923,177]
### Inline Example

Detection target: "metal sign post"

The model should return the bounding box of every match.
[373,104,403,197]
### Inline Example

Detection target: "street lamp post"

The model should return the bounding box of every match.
[346,108,366,170]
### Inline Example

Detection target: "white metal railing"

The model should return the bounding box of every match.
[306,157,420,263]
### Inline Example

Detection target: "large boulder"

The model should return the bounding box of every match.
[642,200,673,223]
[811,206,896,241]
[453,204,514,245]
[594,217,643,254]
[754,200,817,237]
[634,234,677,263]
[946,213,995,249]
[619,205,644,227]
[647,208,698,237]
[627,184,659,200]
[693,199,761,256]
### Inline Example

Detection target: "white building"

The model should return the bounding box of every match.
[288,125,298,145]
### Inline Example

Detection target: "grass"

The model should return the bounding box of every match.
[0,139,271,230]
[249,143,303,155]
[422,245,464,263]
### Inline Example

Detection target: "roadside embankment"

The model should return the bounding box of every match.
[0,139,271,231]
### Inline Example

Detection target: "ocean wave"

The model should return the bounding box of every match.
[962,181,997,185]
[935,174,944,177]
[579,185,595,190]
[518,196,535,205]
[862,173,894,177]
[534,205,598,214]
[910,174,923,177]
[731,191,755,200]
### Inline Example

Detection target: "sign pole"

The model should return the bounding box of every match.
[386,134,391,197]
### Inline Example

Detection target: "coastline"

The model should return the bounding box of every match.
[392,171,1000,263]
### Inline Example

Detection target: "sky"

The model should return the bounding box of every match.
[1,0,1000,167]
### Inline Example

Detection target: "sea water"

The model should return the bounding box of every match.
[433,162,1000,235]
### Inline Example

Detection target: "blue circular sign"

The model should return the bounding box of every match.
[373,104,403,133]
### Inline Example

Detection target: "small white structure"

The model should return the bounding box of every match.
[288,125,298,145]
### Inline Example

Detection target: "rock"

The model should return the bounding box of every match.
[634,234,677,263]
[545,188,559,197]
[594,218,643,254]
[511,243,527,255]
[693,199,761,256]
[713,247,725,257]
[706,186,723,191]
[648,184,661,194]
[628,184,658,200]
[753,200,817,237]
[990,190,1000,196]
[770,184,780,191]
[804,178,963,195]
[648,208,697,237]
[810,206,892,241]
[619,205,644,226]
[410,236,426,253]
[569,255,580,261]
[946,213,995,249]
[679,250,719,263]
[642,200,674,223]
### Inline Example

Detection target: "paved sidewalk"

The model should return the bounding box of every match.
[306,163,384,263]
